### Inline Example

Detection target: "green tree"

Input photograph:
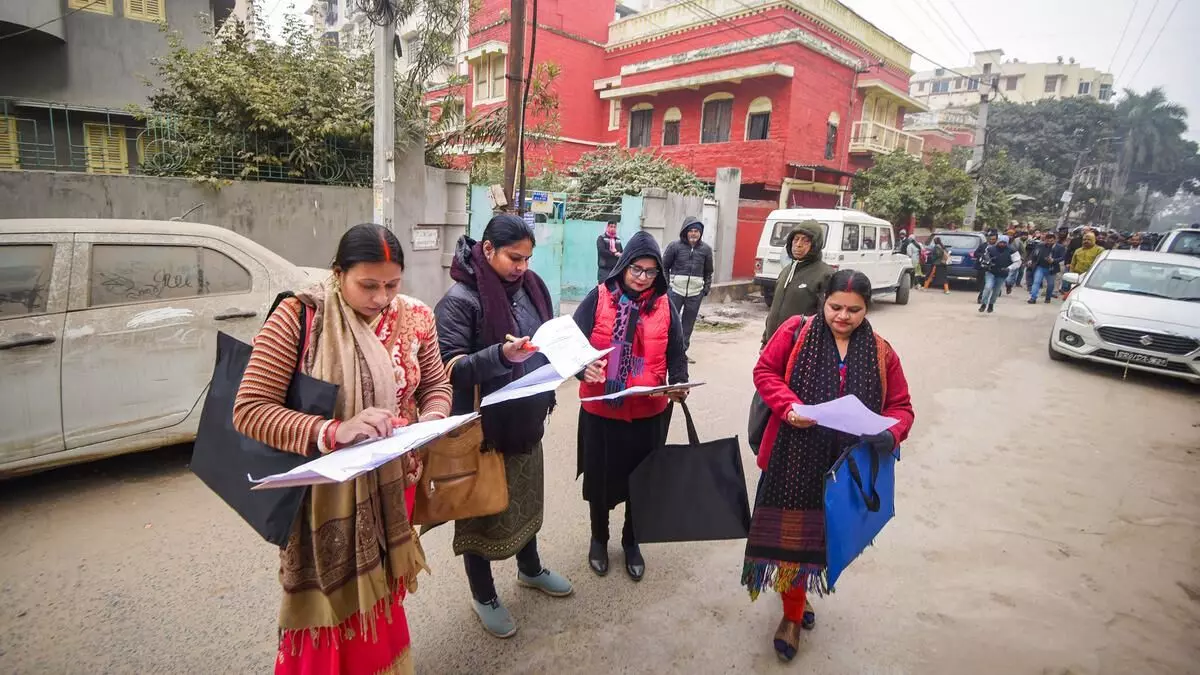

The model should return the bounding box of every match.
[852,150,930,226]
[135,3,466,186]
[1113,88,1200,222]
[924,152,975,227]
[569,148,707,219]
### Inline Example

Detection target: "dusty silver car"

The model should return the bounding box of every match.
[0,219,325,477]
[1049,250,1200,383]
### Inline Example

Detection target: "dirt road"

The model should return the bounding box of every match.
[2,290,1198,674]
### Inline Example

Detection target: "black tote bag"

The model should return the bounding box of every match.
[190,295,339,547]
[629,401,751,544]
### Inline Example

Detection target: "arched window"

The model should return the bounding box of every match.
[825,112,840,160]
[662,107,681,146]
[745,96,772,141]
[701,92,734,144]
[629,103,653,148]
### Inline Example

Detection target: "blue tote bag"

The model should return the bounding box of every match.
[823,442,899,591]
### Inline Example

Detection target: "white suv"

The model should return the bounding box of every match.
[752,208,915,304]
[1155,227,1200,258]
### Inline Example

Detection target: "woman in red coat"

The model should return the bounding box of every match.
[745,269,914,663]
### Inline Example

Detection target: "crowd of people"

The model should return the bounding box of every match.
[896,223,1154,314]
[221,204,1198,673]
[226,213,918,673]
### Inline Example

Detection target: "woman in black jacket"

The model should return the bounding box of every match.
[434,214,573,639]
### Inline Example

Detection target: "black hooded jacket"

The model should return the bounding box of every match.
[572,231,689,385]
[662,217,715,297]
[434,236,553,451]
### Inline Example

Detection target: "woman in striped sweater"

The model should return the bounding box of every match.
[233,223,452,675]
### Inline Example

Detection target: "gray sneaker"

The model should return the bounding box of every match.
[472,597,517,638]
[517,568,574,597]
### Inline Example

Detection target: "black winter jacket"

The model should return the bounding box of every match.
[662,217,714,296]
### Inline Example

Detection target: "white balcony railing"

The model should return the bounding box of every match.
[849,121,924,157]
[607,0,913,68]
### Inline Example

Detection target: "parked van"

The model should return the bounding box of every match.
[753,208,914,304]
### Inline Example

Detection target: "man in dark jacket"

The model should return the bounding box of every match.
[762,220,834,345]
[662,216,714,362]
[978,235,1017,313]
[975,230,998,303]
[596,221,623,282]
[1027,231,1066,304]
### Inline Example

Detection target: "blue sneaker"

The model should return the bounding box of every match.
[472,597,517,639]
[517,568,574,597]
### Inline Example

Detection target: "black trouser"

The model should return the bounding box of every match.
[463,537,543,604]
[590,500,635,548]
[975,269,986,299]
[668,290,703,352]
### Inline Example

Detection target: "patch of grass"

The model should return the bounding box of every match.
[694,321,741,333]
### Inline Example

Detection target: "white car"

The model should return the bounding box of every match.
[1154,227,1200,258]
[752,208,915,305]
[1049,250,1200,383]
[0,219,325,477]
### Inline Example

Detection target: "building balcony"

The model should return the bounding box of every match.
[904,109,976,132]
[1,0,67,41]
[608,0,914,70]
[849,121,923,157]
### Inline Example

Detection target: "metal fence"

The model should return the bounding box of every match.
[0,98,372,187]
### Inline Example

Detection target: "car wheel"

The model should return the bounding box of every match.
[894,274,911,305]
[1048,339,1068,362]
[763,286,774,306]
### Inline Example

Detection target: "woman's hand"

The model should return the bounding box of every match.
[334,407,396,446]
[400,452,423,486]
[501,336,537,364]
[785,410,816,428]
[582,359,607,384]
[664,388,689,403]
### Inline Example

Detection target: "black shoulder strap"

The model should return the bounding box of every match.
[791,316,807,344]
[266,291,308,364]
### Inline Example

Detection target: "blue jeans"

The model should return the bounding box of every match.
[981,272,1004,305]
[1029,267,1053,301]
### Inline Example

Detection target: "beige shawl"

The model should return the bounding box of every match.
[279,280,428,632]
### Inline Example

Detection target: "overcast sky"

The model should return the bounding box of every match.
[268,0,1196,140]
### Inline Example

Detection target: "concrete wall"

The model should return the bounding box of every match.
[0,165,470,305]
[2,0,65,40]
[0,0,213,108]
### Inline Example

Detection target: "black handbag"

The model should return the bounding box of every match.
[748,316,806,454]
[628,402,751,544]
[190,293,339,547]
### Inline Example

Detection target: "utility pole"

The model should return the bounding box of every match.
[373,14,396,231]
[962,81,992,230]
[1057,150,1086,230]
[501,0,527,211]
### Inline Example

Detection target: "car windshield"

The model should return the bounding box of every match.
[1165,231,1200,257]
[769,221,830,247]
[931,234,981,250]
[1084,258,1200,301]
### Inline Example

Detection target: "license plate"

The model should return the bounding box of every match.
[949,255,963,264]
[1115,350,1169,367]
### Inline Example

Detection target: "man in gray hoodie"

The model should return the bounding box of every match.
[662,217,714,362]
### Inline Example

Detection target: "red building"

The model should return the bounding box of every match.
[434,0,927,209]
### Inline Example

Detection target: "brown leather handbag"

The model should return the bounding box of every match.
[411,408,509,525]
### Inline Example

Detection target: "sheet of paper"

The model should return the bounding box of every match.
[792,395,898,436]
[249,413,479,489]
[529,315,612,378]
[579,381,706,402]
[480,363,566,407]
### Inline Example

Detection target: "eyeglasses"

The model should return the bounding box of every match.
[628,265,659,279]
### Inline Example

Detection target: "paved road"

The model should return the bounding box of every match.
[2,289,1199,674]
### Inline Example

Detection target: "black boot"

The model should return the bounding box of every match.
[978,303,986,313]
[986,304,994,313]
[623,544,645,582]
[588,538,609,577]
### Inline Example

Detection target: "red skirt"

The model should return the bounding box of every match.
[275,486,417,675]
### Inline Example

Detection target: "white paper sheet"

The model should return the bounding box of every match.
[248,413,479,489]
[579,381,705,402]
[530,315,612,378]
[791,395,898,436]
[479,363,566,407]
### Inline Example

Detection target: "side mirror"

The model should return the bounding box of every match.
[1062,272,1081,286]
